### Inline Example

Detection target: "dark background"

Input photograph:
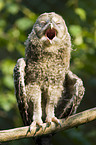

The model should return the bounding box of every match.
[0,0,96,144]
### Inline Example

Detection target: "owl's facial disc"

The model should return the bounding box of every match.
[45,28,56,40]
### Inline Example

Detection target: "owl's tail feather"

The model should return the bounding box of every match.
[34,134,53,145]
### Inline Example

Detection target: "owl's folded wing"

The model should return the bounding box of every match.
[13,58,31,125]
[55,70,85,119]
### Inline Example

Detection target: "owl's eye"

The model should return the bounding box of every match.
[40,21,46,27]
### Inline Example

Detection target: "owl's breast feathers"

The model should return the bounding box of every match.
[25,55,66,86]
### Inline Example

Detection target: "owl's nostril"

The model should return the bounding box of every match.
[45,28,56,40]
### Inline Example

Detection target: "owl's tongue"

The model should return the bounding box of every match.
[45,28,56,40]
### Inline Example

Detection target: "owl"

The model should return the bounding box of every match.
[13,12,84,134]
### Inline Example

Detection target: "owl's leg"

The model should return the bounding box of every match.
[46,85,63,125]
[26,84,43,128]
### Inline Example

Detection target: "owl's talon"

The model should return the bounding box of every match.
[59,122,61,127]
[52,117,61,126]
[29,121,36,133]
[46,117,61,126]
[29,121,43,133]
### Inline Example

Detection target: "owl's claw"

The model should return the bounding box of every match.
[29,120,43,133]
[52,117,61,126]
[46,117,61,127]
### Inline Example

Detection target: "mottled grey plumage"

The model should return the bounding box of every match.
[13,12,85,145]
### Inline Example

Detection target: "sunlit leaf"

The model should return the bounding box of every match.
[7,42,14,52]
[75,8,86,21]
[74,36,83,45]
[69,25,82,36]
[7,3,19,14]
[0,0,5,11]
[8,28,20,38]
[16,17,33,30]
[0,19,6,27]
[21,6,37,21]
[0,93,16,111]
[3,75,14,89]
[1,59,15,75]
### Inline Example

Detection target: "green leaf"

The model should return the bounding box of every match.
[0,93,16,111]
[0,0,5,11]
[1,59,15,75]
[16,17,33,30]
[3,75,14,89]
[69,25,82,36]
[7,3,19,14]
[75,8,86,21]
[74,36,83,45]
[0,19,6,27]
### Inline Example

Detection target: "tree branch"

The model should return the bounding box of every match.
[0,107,96,142]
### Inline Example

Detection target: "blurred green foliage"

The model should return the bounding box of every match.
[0,0,96,145]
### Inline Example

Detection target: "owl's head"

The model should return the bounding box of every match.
[25,12,71,57]
[33,12,69,46]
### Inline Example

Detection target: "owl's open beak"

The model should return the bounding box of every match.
[45,28,56,40]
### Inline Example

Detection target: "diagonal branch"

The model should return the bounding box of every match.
[0,107,96,142]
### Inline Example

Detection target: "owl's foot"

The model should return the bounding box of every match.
[30,120,43,127]
[29,120,43,133]
[46,117,61,126]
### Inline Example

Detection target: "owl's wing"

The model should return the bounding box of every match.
[13,58,32,125]
[55,70,85,119]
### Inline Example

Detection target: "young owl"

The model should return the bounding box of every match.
[13,12,84,129]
